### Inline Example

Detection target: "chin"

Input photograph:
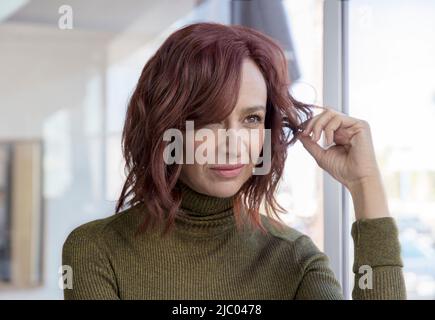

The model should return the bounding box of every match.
[208,180,243,198]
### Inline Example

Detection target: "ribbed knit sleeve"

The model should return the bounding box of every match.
[62,222,120,300]
[351,217,406,299]
[295,217,406,299]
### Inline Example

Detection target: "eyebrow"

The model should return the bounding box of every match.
[243,105,266,113]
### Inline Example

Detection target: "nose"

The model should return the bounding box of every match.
[215,122,249,165]
[225,128,242,163]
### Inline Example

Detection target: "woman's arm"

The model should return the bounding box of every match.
[293,235,344,299]
[348,175,406,299]
[294,175,406,299]
[62,222,120,300]
[350,217,405,299]
[295,107,406,299]
[294,217,406,299]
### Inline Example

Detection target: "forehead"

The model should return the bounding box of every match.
[233,59,267,112]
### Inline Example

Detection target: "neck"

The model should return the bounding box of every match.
[177,180,235,216]
[173,180,238,238]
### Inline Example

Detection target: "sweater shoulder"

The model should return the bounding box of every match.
[259,214,322,256]
[260,214,306,243]
[62,204,143,250]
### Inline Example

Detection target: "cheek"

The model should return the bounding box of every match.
[180,163,207,182]
[185,140,208,173]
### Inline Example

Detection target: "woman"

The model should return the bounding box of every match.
[62,22,406,299]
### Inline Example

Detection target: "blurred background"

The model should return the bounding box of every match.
[0,0,434,299]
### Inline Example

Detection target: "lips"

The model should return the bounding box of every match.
[209,164,245,170]
[209,164,246,178]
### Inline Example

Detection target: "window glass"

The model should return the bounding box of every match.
[349,0,435,299]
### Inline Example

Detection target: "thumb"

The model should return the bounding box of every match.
[297,134,325,165]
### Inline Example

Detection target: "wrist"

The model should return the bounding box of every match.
[348,174,391,220]
[347,173,382,194]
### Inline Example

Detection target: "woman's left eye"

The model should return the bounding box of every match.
[245,114,263,124]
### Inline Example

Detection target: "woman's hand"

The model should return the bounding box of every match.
[296,106,390,220]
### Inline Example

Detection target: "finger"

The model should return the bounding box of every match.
[298,134,326,165]
[300,114,320,135]
[324,116,342,145]
[310,111,336,142]
[301,108,359,138]
[300,107,328,134]
[336,114,360,129]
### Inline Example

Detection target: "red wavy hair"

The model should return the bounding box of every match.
[115,22,314,237]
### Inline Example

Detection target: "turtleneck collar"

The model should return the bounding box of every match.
[177,180,235,216]
[174,180,237,237]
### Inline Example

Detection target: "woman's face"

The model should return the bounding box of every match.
[179,58,267,198]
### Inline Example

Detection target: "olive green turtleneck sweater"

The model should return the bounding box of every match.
[62,181,406,299]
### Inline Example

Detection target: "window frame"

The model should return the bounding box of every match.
[322,0,351,299]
